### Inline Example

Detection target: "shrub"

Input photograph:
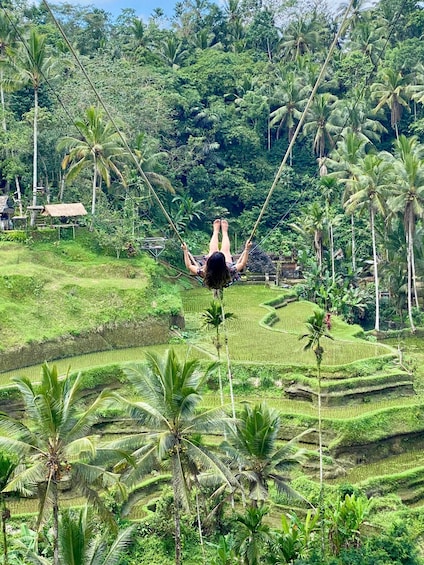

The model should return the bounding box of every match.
[77,364,126,390]
[0,230,28,243]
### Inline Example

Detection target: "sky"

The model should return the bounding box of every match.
[55,0,346,21]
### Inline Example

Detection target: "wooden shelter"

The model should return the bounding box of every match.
[42,203,88,238]
[0,195,14,230]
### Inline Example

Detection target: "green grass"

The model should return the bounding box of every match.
[182,285,393,366]
[0,240,181,349]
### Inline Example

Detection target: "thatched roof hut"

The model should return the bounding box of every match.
[42,203,88,218]
[42,203,88,238]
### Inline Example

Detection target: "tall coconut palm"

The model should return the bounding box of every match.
[327,131,369,272]
[280,16,322,61]
[303,93,341,171]
[113,349,236,565]
[222,403,308,508]
[299,310,333,488]
[269,70,309,164]
[336,88,387,145]
[57,106,127,216]
[337,0,370,34]
[319,176,343,284]
[201,300,235,407]
[345,153,392,331]
[290,202,327,270]
[299,309,333,557]
[0,364,117,565]
[347,17,387,65]
[371,67,412,139]
[12,29,60,226]
[0,10,18,132]
[385,135,424,332]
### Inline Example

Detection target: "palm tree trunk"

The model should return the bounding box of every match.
[30,88,39,228]
[172,471,182,565]
[195,491,206,564]
[0,77,6,133]
[15,176,23,217]
[92,165,98,216]
[52,482,59,565]
[317,361,325,559]
[406,223,416,332]
[409,219,419,310]
[1,496,9,565]
[330,222,335,284]
[215,330,225,408]
[370,209,380,332]
[351,215,356,272]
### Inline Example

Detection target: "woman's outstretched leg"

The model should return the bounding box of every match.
[206,219,221,258]
[220,219,232,263]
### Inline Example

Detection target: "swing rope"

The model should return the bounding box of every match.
[248,0,355,243]
[41,0,354,422]
[42,0,184,245]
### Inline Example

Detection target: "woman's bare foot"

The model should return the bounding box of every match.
[213,218,221,232]
[221,219,229,232]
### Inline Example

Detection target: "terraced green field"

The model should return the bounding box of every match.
[3,283,424,515]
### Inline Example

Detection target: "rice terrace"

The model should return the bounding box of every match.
[3,0,424,562]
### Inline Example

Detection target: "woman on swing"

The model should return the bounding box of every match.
[181,219,252,290]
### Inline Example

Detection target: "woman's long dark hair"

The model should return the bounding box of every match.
[204,252,231,289]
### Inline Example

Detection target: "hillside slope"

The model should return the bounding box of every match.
[0,239,182,351]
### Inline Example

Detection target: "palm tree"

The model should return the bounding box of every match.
[345,153,392,331]
[11,29,60,226]
[385,135,424,332]
[327,131,369,272]
[157,36,187,69]
[201,300,235,407]
[336,88,387,144]
[303,93,341,171]
[172,194,205,232]
[269,70,309,164]
[299,309,333,557]
[299,310,333,488]
[114,349,236,565]
[319,176,343,283]
[57,106,127,216]
[280,16,322,61]
[0,364,117,565]
[290,202,327,270]
[0,10,17,132]
[222,402,307,507]
[347,17,387,65]
[371,67,412,139]
[59,507,133,565]
[337,0,370,34]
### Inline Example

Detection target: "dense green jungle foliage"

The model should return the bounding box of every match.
[2,0,424,563]
[2,0,424,333]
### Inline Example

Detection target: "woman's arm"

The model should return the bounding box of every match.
[235,240,252,272]
[181,242,202,276]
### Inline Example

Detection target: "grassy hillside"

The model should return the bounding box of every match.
[0,237,183,350]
